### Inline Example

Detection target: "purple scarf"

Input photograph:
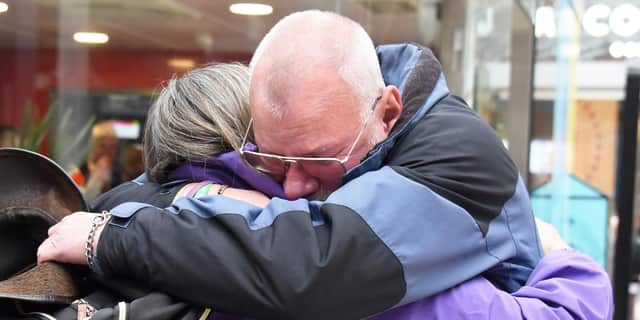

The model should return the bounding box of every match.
[167,144,285,199]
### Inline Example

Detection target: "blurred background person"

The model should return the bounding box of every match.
[119,143,144,182]
[70,120,122,201]
[0,126,17,147]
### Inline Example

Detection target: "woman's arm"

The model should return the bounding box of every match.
[371,248,612,320]
[175,182,270,208]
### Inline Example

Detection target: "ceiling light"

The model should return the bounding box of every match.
[229,3,273,16]
[73,32,109,44]
[0,2,8,13]
[168,58,196,69]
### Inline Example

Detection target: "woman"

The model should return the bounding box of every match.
[40,63,611,320]
[90,63,281,214]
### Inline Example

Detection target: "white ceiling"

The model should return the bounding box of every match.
[0,0,441,53]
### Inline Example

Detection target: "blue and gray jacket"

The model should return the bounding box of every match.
[93,43,542,320]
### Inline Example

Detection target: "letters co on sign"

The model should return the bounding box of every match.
[535,3,640,58]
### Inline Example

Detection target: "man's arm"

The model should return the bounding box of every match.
[95,196,610,320]
[43,202,612,320]
[92,162,530,319]
[89,179,187,211]
[94,193,405,320]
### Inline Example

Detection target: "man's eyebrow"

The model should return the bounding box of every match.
[255,147,285,156]
[261,144,330,158]
[302,145,331,157]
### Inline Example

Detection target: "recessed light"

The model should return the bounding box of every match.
[0,2,8,13]
[73,32,109,44]
[229,3,273,16]
[168,58,196,69]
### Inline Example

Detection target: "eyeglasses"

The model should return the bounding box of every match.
[239,96,381,182]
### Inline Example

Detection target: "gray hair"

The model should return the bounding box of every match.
[249,10,384,120]
[144,63,251,182]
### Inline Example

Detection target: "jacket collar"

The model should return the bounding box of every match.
[343,43,450,184]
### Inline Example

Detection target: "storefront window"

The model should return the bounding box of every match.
[461,0,535,179]
[530,2,640,317]
[463,0,513,144]
[519,0,536,19]
[0,0,441,198]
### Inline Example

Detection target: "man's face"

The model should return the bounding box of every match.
[250,72,381,200]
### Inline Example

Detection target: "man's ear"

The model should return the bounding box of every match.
[378,85,403,134]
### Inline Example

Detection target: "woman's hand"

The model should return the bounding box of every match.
[535,218,570,255]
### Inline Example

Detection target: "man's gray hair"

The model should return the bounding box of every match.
[144,63,251,182]
[249,10,384,120]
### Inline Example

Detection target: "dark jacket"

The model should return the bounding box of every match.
[93,43,542,320]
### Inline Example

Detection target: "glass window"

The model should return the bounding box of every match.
[462,0,514,143]
[0,0,442,198]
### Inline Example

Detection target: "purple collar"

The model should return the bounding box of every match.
[168,144,285,199]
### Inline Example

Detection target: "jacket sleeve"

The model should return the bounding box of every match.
[94,162,532,320]
[93,99,540,319]
[89,179,187,211]
[370,249,613,320]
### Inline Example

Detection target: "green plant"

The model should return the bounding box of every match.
[15,100,95,159]
[16,100,52,151]
[50,106,95,162]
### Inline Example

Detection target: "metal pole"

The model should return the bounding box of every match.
[614,69,640,320]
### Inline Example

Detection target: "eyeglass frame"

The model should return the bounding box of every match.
[239,95,382,177]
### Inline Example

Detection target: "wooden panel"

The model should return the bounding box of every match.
[572,100,619,198]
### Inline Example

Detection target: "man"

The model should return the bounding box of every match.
[39,10,610,319]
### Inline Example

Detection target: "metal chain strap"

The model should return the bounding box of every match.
[85,211,111,269]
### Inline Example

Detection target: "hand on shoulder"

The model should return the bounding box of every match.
[535,218,570,255]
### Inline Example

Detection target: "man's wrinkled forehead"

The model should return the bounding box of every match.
[250,64,352,111]
[250,80,358,150]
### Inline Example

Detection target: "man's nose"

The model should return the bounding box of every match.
[282,163,319,200]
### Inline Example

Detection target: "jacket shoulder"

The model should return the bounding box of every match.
[388,95,520,234]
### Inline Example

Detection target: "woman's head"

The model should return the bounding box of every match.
[88,121,118,163]
[144,63,251,182]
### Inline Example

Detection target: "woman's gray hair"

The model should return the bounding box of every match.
[144,63,251,182]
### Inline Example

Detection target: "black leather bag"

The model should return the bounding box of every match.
[0,148,94,317]
[0,149,207,319]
